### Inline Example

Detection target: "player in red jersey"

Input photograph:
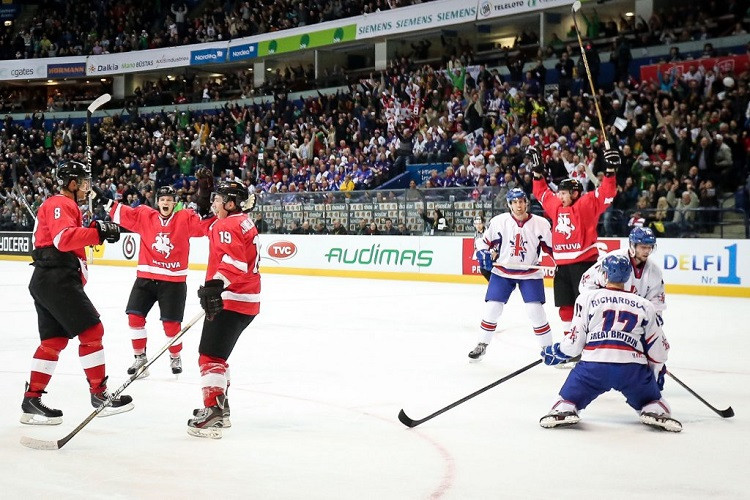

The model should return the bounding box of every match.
[94,184,210,377]
[187,180,260,439]
[21,161,133,425]
[531,146,619,339]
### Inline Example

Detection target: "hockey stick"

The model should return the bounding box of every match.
[667,371,734,418]
[10,159,37,221]
[85,93,111,263]
[398,359,543,428]
[494,262,557,272]
[20,310,206,450]
[571,1,610,149]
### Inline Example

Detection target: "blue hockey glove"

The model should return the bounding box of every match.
[541,343,572,366]
[656,365,667,391]
[476,249,494,271]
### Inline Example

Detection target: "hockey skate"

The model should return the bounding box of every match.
[193,396,230,428]
[640,412,683,432]
[127,353,149,379]
[20,384,63,425]
[468,343,488,361]
[539,410,581,428]
[188,396,225,439]
[170,355,182,375]
[92,378,134,417]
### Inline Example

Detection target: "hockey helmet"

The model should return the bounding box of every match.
[156,185,178,200]
[558,178,583,193]
[601,254,632,283]
[56,161,91,188]
[629,227,656,247]
[213,180,248,210]
[506,187,528,204]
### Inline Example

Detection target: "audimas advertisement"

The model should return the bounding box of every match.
[257,25,356,56]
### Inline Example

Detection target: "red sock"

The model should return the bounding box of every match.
[79,323,106,393]
[199,354,228,407]
[27,337,69,397]
[128,313,147,355]
[163,320,181,356]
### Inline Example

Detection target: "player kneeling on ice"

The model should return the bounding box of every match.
[468,188,554,361]
[539,254,681,432]
[21,161,133,425]
[188,181,259,439]
[93,182,211,378]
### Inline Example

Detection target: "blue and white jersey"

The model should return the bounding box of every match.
[560,287,669,367]
[477,213,552,280]
[579,248,666,315]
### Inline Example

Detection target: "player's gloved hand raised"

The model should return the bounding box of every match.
[541,343,572,366]
[476,249,494,271]
[91,220,120,244]
[527,146,545,178]
[241,192,257,213]
[91,184,114,211]
[198,279,224,321]
[603,148,621,177]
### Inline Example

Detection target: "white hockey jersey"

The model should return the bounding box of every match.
[560,287,669,370]
[579,249,666,314]
[477,213,552,280]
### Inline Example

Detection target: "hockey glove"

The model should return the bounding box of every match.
[527,146,545,178]
[603,148,621,177]
[241,192,257,213]
[92,220,120,244]
[541,343,572,366]
[656,365,667,391]
[198,279,224,321]
[476,249,494,271]
[91,185,114,211]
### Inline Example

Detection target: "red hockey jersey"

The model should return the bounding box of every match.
[32,194,100,284]
[532,175,616,264]
[110,203,209,282]
[206,213,260,316]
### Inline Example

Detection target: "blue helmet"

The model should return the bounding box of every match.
[602,254,632,283]
[506,187,527,204]
[629,227,656,246]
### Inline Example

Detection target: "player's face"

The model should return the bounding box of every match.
[473,221,484,232]
[557,189,577,207]
[211,193,230,218]
[631,243,654,264]
[157,196,176,217]
[509,198,528,217]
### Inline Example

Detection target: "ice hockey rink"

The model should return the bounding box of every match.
[0,260,746,500]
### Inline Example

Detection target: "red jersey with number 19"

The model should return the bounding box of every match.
[206,213,261,315]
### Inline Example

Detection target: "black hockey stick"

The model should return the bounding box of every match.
[398,359,543,428]
[20,311,206,450]
[667,371,734,418]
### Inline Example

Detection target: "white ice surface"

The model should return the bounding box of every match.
[0,260,746,499]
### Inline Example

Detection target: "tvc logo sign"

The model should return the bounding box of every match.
[267,241,297,259]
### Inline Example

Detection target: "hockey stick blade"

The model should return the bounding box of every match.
[20,312,205,450]
[20,436,60,450]
[88,93,112,114]
[667,371,734,418]
[398,359,543,428]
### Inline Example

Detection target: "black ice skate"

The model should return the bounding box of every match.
[640,412,682,432]
[91,378,134,417]
[20,384,63,426]
[170,355,182,375]
[468,343,488,361]
[539,410,580,428]
[127,353,149,378]
[188,396,225,439]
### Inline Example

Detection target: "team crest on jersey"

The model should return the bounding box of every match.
[555,213,576,240]
[152,232,174,259]
[511,233,527,259]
